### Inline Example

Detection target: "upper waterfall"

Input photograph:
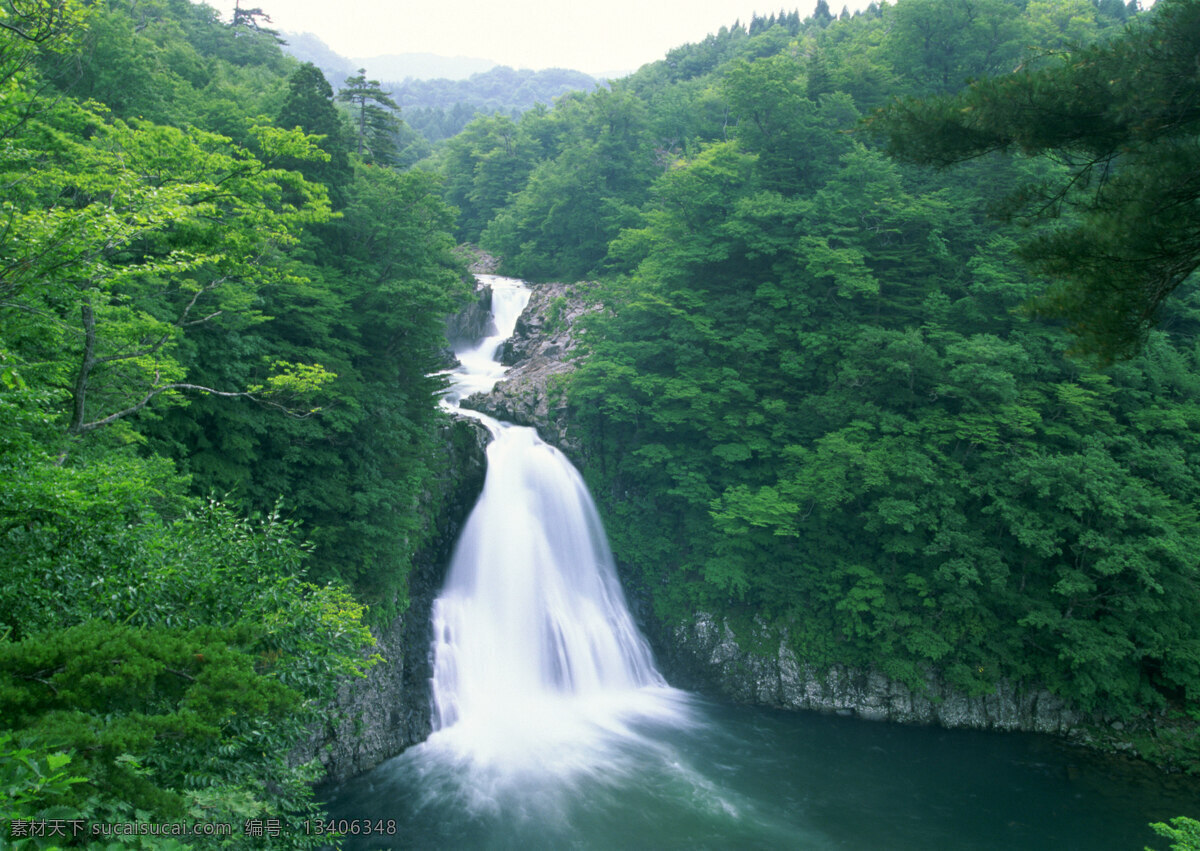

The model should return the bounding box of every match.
[441,275,531,410]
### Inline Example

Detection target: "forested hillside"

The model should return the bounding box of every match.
[393,66,600,142]
[0,0,468,842]
[436,0,1200,770]
[280,33,600,143]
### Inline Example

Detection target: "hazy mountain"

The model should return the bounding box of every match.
[392,65,601,141]
[353,53,497,81]
[389,66,599,111]
[282,33,498,85]
[279,33,598,143]
[280,32,357,85]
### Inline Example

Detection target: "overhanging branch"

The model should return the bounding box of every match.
[72,381,318,435]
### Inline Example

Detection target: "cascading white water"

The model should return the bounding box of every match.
[429,275,689,775]
[441,276,532,407]
[431,424,664,722]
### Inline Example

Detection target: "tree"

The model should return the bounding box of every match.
[813,0,834,27]
[338,68,402,164]
[880,0,1027,95]
[0,414,377,832]
[0,0,454,838]
[721,54,852,195]
[439,112,538,241]
[230,0,279,39]
[142,162,470,616]
[1147,817,1200,851]
[480,88,655,280]
[277,61,353,204]
[0,0,84,140]
[0,101,335,445]
[868,0,1198,360]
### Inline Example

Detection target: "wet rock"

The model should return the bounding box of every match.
[462,280,601,452]
[445,282,496,351]
[650,612,1086,737]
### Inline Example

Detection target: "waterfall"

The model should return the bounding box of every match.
[429,275,688,773]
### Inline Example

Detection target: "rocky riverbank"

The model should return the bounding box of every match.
[643,610,1200,771]
[654,612,1081,733]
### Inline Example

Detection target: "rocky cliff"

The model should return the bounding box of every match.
[442,252,501,362]
[296,410,489,783]
[643,610,1198,767]
[653,613,1083,734]
[445,282,494,350]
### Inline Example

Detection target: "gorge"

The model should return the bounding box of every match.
[319,277,1200,849]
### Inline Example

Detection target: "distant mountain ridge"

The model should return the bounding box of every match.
[281,32,497,85]
[394,66,600,140]
[280,33,600,144]
[354,52,498,82]
[280,32,357,86]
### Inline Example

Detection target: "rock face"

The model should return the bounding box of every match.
[462,281,599,450]
[445,282,495,351]
[295,414,488,783]
[453,244,502,276]
[651,613,1084,735]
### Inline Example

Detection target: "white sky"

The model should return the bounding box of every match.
[200,1,871,76]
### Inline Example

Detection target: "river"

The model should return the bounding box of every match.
[321,276,1198,850]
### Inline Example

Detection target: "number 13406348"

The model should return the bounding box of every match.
[303,819,398,837]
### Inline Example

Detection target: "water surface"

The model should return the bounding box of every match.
[322,694,1197,850]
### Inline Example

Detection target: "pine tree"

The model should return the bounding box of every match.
[278,62,352,202]
[230,0,281,41]
[338,69,402,164]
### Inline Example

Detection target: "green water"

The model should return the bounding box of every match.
[320,694,1197,850]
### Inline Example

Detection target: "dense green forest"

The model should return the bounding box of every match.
[436,0,1200,773]
[0,0,468,844]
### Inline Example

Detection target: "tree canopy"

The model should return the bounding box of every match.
[338,68,404,164]
[0,0,470,840]
[867,0,1200,361]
